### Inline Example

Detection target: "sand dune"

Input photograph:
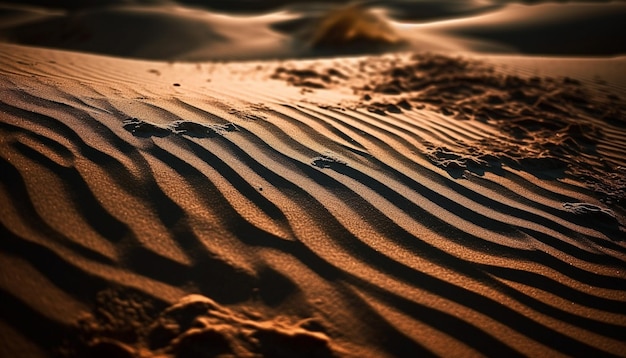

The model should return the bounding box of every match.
[1,41,625,357]
[409,2,626,55]
[0,4,297,61]
[2,1,625,61]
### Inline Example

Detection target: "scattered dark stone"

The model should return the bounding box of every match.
[288,69,320,78]
[391,67,410,78]
[440,107,454,116]
[386,103,402,113]
[299,80,327,89]
[367,106,386,116]
[327,68,347,79]
[376,83,402,95]
[270,53,624,187]
[173,83,181,87]
[397,99,411,110]
[382,85,402,95]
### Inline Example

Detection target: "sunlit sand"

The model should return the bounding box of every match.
[1,1,625,357]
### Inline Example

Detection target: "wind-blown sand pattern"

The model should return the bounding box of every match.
[2,43,625,357]
[1,1,626,357]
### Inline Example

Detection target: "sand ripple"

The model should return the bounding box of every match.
[1,45,625,357]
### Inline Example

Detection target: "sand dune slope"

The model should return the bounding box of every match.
[1,44,625,357]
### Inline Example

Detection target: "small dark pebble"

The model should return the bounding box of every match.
[367,107,386,116]
[441,107,454,116]
[397,99,412,110]
[386,104,402,113]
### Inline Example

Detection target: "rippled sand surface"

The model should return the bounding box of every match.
[1,1,625,357]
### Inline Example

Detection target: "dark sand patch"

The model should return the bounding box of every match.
[272,53,626,211]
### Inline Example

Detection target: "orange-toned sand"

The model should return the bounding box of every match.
[1,2,626,357]
[2,41,625,357]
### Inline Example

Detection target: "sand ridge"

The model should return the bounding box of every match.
[1,41,625,357]
[2,1,625,61]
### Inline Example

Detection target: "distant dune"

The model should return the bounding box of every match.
[411,2,626,55]
[1,1,625,60]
